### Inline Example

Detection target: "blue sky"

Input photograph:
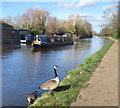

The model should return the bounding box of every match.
[1,1,116,33]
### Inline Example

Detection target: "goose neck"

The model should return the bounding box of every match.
[54,68,58,78]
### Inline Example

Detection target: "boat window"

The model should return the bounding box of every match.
[51,38,54,42]
[62,38,65,42]
[60,39,62,42]
[21,35,25,40]
[56,39,58,42]
[58,38,60,42]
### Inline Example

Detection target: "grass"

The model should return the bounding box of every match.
[29,40,115,107]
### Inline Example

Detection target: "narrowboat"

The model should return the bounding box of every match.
[20,35,34,44]
[32,35,74,48]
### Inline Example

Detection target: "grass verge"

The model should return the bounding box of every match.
[29,40,115,107]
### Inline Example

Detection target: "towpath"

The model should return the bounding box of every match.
[70,38,118,106]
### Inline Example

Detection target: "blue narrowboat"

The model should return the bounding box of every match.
[32,35,74,48]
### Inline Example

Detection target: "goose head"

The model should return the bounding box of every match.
[54,65,60,69]
[27,91,37,104]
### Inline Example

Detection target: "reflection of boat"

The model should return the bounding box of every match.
[32,35,74,48]
[32,47,41,53]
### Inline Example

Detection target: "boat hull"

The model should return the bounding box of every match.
[33,41,74,48]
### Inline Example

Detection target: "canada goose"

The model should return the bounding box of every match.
[38,65,60,95]
[27,91,37,104]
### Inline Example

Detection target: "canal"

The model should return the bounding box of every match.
[2,36,110,106]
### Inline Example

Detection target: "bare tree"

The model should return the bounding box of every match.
[45,17,59,35]
[100,2,119,38]
[64,14,75,34]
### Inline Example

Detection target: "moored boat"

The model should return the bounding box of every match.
[20,35,34,44]
[32,35,74,48]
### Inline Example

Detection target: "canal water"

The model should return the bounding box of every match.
[2,36,110,106]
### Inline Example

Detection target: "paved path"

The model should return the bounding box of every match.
[71,39,118,106]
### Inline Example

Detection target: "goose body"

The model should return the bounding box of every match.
[39,77,59,90]
[27,91,37,104]
[38,66,60,95]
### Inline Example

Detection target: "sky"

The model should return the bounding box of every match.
[0,0,117,33]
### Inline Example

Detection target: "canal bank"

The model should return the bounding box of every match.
[29,38,115,107]
[71,38,118,106]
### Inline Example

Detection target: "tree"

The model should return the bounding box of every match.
[74,14,84,37]
[3,16,13,25]
[99,28,112,36]
[22,8,49,35]
[74,14,93,38]
[13,14,23,29]
[2,15,22,29]
[1,7,93,38]
[35,9,49,34]
[45,17,59,35]
[84,21,92,37]
[92,31,98,36]
[58,20,66,35]
[101,2,119,39]
[64,14,75,35]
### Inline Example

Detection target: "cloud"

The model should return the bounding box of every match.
[75,0,96,9]
[79,13,104,28]
[90,15,105,32]
[102,3,117,10]
[57,2,75,9]
[33,5,41,9]
[79,13,92,17]
[57,0,96,10]
[79,13,103,22]
[79,14,104,32]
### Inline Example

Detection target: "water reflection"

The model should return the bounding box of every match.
[2,36,111,106]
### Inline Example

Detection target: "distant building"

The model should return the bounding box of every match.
[1,22,28,44]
